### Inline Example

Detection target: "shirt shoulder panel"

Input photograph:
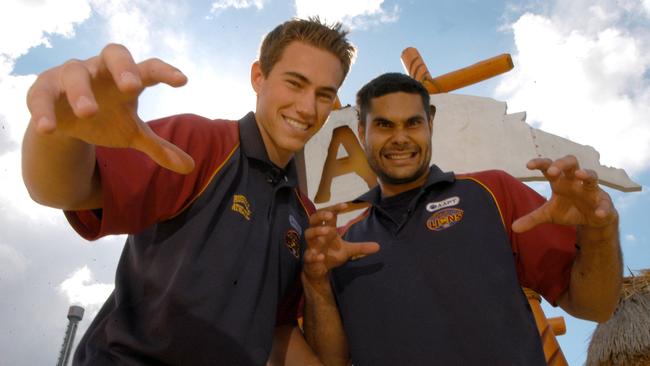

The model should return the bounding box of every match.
[339,204,372,237]
[456,170,577,304]
[294,189,316,216]
[65,114,240,240]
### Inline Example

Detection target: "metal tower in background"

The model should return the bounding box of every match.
[56,305,84,366]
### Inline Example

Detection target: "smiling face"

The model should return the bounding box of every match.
[251,41,344,167]
[359,91,433,196]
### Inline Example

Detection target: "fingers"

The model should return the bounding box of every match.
[345,241,380,260]
[527,155,579,181]
[575,168,599,190]
[304,225,337,265]
[309,210,334,227]
[27,43,186,136]
[308,203,348,228]
[99,43,143,94]
[60,60,98,119]
[28,58,100,132]
[131,125,196,174]
[511,205,551,233]
[26,78,60,133]
[528,155,603,195]
[138,58,188,88]
[305,225,337,247]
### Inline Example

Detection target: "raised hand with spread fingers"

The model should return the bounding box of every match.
[514,155,622,323]
[512,155,617,234]
[23,44,194,209]
[302,203,379,366]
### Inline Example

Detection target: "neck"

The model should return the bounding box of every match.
[254,115,292,168]
[379,170,429,198]
[265,146,292,168]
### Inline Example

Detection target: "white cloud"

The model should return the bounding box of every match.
[142,58,254,121]
[0,243,28,285]
[496,1,650,174]
[210,0,266,13]
[625,234,636,241]
[59,266,114,308]
[0,74,35,149]
[613,186,648,212]
[89,0,187,61]
[0,0,91,213]
[0,0,91,63]
[295,0,399,29]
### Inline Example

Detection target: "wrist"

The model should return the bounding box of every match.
[301,271,335,299]
[577,215,619,248]
[301,270,330,287]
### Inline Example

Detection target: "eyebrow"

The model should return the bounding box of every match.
[371,117,393,124]
[284,71,338,95]
[371,115,424,124]
[407,115,426,122]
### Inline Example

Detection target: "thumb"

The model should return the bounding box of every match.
[345,241,380,260]
[512,206,549,233]
[132,125,196,174]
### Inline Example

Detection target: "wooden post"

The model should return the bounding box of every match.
[401,47,514,94]
[524,288,569,366]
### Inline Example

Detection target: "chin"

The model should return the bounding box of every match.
[280,138,308,154]
[380,164,428,185]
[379,172,419,185]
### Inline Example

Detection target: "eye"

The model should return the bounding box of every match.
[317,92,335,102]
[375,120,392,128]
[286,79,301,88]
[407,119,423,127]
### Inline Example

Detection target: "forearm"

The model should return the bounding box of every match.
[268,325,323,366]
[302,273,350,366]
[560,218,622,322]
[22,123,101,210]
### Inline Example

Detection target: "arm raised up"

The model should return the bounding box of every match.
[513,155,622,322]
[302,204,379,366]
[23,43,194,210]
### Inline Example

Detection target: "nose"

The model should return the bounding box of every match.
[295,90,316,120]
[390,126,410,145]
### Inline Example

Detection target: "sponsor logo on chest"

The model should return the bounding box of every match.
[231,194,252,220]
[426,196,460,212]
[426,207,464,231]
[284,214,303,259]
[284,229,301,259]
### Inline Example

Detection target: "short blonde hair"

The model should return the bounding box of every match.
[259,17,356,78]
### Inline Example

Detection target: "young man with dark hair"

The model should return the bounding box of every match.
[22,18,368,365]
[302,72,622,365]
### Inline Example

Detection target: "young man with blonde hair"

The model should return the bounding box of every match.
[22,18,369,365]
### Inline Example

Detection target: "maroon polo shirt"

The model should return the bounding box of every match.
[66,112,313,365]
[333,165,577,366]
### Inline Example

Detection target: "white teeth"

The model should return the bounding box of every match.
[386,153,413,160]
[285,117,309,131]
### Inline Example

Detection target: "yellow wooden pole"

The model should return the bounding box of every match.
[524,288,569,366]
[401,47,514,94]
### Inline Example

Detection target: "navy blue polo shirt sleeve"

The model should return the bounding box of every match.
[459,170,577,305]
[65,114,240,240]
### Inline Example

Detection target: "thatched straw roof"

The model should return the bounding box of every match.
[586,269,650,366]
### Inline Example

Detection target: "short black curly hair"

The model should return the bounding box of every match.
[356,72,432,127]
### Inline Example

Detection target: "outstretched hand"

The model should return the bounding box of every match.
[512,155,618,233]
[26,43,195,174]
[303,203,380,281]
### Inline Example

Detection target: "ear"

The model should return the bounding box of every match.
[357,120,366,147]
[428,104,436,130]
[250,61,264,94]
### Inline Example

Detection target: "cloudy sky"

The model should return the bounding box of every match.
[1,0,649,364]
